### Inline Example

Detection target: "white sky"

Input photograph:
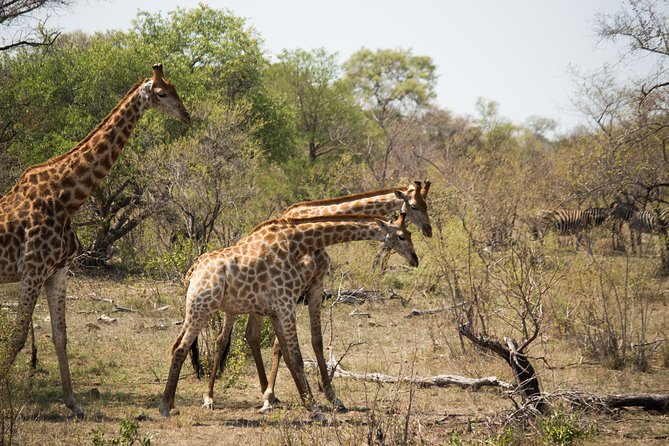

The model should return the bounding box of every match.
[28,0,667,133]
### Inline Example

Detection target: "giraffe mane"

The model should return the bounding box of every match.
[17,77,149,177]
[250,213,388,234]
[281,187,409,215]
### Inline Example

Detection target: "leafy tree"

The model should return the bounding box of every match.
[344,48,437,184]
[267,48,364,160]
[128,4,294,162]
[0,5,294,267]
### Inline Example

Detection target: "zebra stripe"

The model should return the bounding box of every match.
[610,202,667,234]
[538,207,609,236]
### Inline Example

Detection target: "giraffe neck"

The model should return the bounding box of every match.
[281,189,407,219]
[281,218,383,258]
[19,78,153,215]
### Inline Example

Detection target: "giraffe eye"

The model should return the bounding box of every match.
[398,235,406,241]
[410,205,418,210]
[156,92,167,98]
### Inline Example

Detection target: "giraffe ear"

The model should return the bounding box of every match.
[394,190,409,202]
[141,79,154,95]
[376,219,391,232]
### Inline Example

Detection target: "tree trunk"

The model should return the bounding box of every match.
[459,323,545,412]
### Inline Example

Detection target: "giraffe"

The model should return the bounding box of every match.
[159,213,419,417]
[199,181,432,413]
[0,64,190,418]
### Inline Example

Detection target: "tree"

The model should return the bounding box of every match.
[267,48,364,160]
[0,0,71,51]
[344,48,437,185]
[0,5,294,268]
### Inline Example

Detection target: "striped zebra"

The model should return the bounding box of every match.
[609,202,668,255]
[533,207,611,250]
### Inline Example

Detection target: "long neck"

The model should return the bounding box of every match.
[282,189,407,219]
[285,219,383,258]
[39,80,149,215]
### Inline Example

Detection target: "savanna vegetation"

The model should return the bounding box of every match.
[1,1,669,445]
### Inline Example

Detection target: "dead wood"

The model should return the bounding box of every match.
[308,358,513,391]
[405,301,468,318]
[324,288,386,304]
[560,391,669,412]
[459,323,545,412]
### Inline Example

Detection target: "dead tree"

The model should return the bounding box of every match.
[459,323,545,412]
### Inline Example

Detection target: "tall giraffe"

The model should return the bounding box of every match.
[159,214,419,417]
[0,64,190,418]
[200,181,432,412]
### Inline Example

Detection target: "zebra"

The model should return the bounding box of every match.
[532,207,611,251]
[609,202,668,255]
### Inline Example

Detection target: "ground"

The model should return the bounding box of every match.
[1,265,668,445]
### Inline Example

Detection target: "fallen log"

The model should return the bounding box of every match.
[323,288,386,304]
[561,391,669,412]
[603,393,669,411]
[406,301,468,318]
[305,359,513,391]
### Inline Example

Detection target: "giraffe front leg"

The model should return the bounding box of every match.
[202,312,236,410]
[45,268,83,418]
[306,282,345,412]
[269,313,317,414]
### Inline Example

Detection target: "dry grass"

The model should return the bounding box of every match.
[1,246,669,445]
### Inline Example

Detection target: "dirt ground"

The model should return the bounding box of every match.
[2,270,668,445]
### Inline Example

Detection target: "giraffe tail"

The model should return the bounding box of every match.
[189,336,204,379]
[217,333,233,374]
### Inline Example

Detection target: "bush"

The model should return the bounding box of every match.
[91,418,151,446]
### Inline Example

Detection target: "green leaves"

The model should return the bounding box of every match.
[344,48,437,114]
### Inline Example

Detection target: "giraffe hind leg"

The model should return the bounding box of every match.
[45,268,83,418]
[202,312,236,410]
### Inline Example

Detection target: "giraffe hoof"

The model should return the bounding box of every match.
[202,398,214,410]
[73,407,85,419]
[258,402,274,413]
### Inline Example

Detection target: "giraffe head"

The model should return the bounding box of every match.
[141,64,191,125]
[377,212,419,267]
[394,180,432,238]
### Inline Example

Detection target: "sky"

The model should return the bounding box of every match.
[26,0,666,134]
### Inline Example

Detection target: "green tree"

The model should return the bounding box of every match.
[267,48,364,160]
[0,5,294,267]
[344,48,437,184]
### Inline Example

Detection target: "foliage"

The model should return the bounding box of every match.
[91,418,151,446]
[537,411,594,446]
[267,48,365,160]
[344,47,438,185]
[0,310,15,445]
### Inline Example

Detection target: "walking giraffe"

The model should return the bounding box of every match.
[197,181,432,412]
[0,64,190,417]
[159,214,419,417]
